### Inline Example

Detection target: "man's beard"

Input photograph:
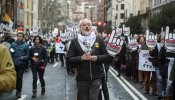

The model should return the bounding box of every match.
[81,29,91,36]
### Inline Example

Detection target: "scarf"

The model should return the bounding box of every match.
[78,32,96,52]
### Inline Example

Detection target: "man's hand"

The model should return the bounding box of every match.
[90,56,97,62]
[81,53,91,60]
[81,53,97,61]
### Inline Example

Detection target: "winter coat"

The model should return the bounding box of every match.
[148,45,159,67]
[66,36,112,81]
[29,44,47,68]
[10,41,29,66]
[0,44,16,93]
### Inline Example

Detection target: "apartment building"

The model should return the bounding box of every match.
[151,0,175,14]
[23,0,33,33]
[139,0,150,29]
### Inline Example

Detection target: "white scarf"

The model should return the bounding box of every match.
[78,32,96,52]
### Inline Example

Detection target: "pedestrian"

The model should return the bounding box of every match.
[24,34,32,72]
[58,39,67,67]
[29,35,47,98]
[50,39,55,63]
[137,36,145,89]
[0,44,16,93]
[10,32,29,99]
[164,39,175,100]
[66,18,112,100]
[55,36,60,61]
[148,35,164,99]
[138,36,157,94]
[2,32,15,48]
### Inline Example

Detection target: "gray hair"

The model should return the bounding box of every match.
[78,18,92,32]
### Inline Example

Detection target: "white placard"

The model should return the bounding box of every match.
[138,50,155,71]
[55,43,65,53]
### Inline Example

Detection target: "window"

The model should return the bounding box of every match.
[115,14,118,19]
[130,13,133,17]
[116,5,118,10]
[121,4,124,10]
[42,8,45,12]
[120,13,124,19]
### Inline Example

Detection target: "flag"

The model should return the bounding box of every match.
[3,13,13,29]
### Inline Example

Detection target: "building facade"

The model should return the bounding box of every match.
[139,0,150,30]
[23,0,33,33]
[151,0,175,14]
[105,0,133,27]
[32,0,38,34]
[97,0,105,23]
[16,0,24,29]
[132,0,140,16]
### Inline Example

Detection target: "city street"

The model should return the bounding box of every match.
[0,61,158,100]
[0,0,175,99]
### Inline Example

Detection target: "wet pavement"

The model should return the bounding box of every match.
[0,61,158,100]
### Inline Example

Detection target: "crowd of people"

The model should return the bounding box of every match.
[0,29,68,99]
[113,32,175,100]
[0,18,174,100]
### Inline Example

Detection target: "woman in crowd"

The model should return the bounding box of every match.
[138,36,157,95]
[29,35,47,98]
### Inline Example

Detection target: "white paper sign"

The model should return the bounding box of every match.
[55,43,65,53]
[10,48,15,53]
[138,50,155,71]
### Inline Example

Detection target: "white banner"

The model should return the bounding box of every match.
[55,43,66,54]
[138,50,155,71]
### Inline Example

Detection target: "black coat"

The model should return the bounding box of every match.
[29,45,47,67]
[66,36,112,81]
[148,45,159,67]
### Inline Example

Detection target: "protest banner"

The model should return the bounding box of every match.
[139,50,155,71]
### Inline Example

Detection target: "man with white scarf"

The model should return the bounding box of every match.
[66,18,112,100]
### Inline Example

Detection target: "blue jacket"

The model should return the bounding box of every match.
[10,41,29,66]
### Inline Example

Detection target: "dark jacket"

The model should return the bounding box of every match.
[160,44,166,66]
[10,41,29,66]
[118,42,126,64]
[66,36,112,81]
[148,45,159,67]
[29,44,47,68]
